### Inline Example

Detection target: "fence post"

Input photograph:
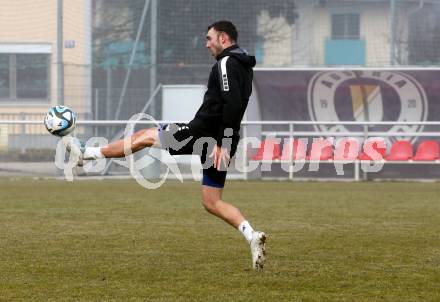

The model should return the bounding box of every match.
[106,67,112,139]
[289,122,294,181]
[20,112,26,154]
[362,123,368,181]
[354,160,360,182]
[94,89,99,137]
[242,124,248,180]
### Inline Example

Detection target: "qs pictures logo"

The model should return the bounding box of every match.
[307,71,428,143]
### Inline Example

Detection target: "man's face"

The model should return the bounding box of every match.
[206,28,223,57]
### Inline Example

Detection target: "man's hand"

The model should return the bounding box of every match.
[209,145,231,171]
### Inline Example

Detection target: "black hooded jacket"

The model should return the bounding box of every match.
[188,44,256,146]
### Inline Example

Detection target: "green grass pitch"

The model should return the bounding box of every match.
[0,179,439,301]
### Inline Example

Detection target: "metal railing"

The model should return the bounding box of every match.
[0,119,439,181]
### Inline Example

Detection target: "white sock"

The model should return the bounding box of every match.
[83,147,105,160]
[238,220,254,243]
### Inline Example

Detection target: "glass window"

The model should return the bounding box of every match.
[16,54,48,99]
[332,13,360,40]
[0,55,9,98]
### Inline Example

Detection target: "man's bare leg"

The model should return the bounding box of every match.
[201,185,245,228]
[201,185,266,269]
[63,127,161,164]
[100,128,161,158]
[68,128,161,160]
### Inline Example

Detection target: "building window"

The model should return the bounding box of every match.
[0,55,9,98]
[331,13,360,40]
[0,53,50,102]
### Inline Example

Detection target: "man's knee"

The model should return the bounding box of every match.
[132,128,157,148]
[201,195,215,213]
[201,191,222,214]
[201,186,223,213]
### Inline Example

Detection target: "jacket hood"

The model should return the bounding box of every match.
[216,44,256,68]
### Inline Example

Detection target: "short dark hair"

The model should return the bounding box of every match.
[207,20,238,42]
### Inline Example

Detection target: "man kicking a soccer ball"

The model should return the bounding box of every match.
[64,20,266,270]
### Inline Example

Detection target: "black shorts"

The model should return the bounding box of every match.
[158,123,238,188]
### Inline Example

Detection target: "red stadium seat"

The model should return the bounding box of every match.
[251,139,281,160]
[358,139,387,160]
[334,138,360,161]
[306,139,333,160]
[412,140,440,161]
[385,140,413,161]
[280,139,307,160]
